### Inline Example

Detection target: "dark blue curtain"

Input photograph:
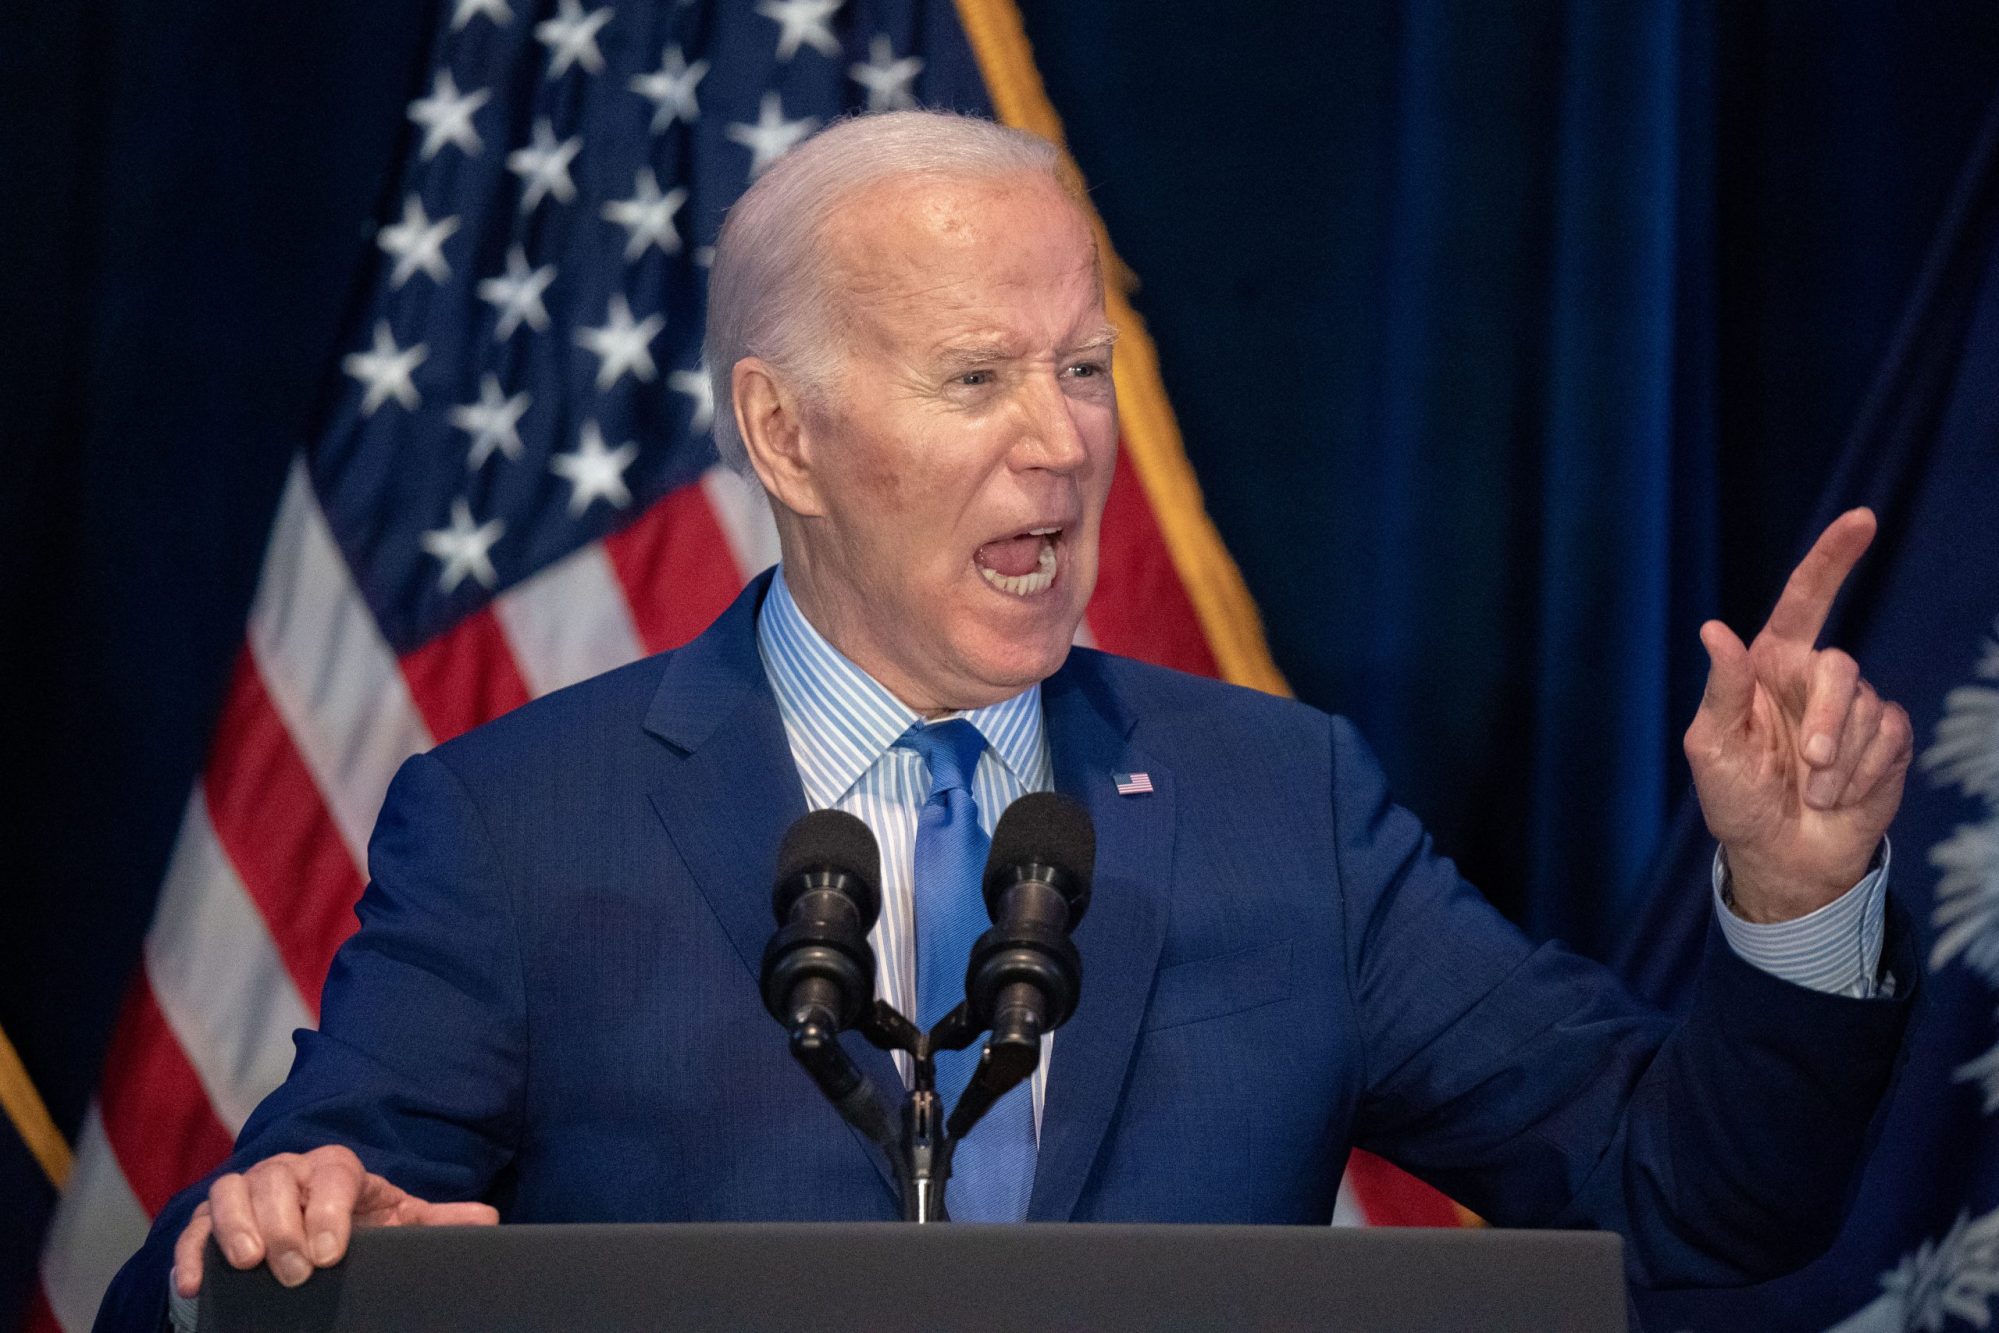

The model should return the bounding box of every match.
[1024,0,1999,956]
[1617,94,1999,1331]
[3,1,1998,1327]
[1035,1,1723,957]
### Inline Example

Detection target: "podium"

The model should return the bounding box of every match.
[201,1222,1626,1331]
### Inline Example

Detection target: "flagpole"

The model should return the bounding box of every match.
[952,0,1291,699]
[0,1018,71,1190]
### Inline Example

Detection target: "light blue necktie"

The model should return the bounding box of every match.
[898,719,1036,1222]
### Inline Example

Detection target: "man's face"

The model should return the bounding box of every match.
[777,171,1118,713]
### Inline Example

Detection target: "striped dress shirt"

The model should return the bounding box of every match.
[757,568,1056,1135]
[1710,843,1890,997]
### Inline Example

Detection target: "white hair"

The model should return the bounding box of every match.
[703,110,1066,471]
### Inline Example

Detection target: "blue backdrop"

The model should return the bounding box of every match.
[3,2,1997,1328]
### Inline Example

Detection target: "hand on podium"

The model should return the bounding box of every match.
[172,1145,497,1298]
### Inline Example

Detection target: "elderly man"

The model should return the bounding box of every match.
[102,110,1913,1329]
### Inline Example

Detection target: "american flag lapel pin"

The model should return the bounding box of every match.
[1113,771,1154,797]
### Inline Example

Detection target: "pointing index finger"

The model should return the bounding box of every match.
[1761,509,1876,646]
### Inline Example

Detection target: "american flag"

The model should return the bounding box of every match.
[1113,771,1154,796]
[27,4,1443,1325]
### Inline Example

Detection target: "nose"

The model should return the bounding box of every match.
[1010,368,1093,475]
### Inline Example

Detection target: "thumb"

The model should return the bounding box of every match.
[1697,620,1756,726]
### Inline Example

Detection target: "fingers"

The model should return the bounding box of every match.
[173,1203,214,1299]
[1806,674,1876,809]
[300,1145,367,1270]
[416,1201,502,1227]
[1799,650,1862,804]
[1762,508,1876,646]
[206,1172,263,1272]
[1696,620,1756,728]
[247,1159,315,1288]
[198,1147,476,1296]
[1842,700,1914,806]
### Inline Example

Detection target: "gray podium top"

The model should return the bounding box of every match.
[202,1222,1626,1332]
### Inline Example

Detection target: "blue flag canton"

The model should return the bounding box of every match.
[311,0,991,653]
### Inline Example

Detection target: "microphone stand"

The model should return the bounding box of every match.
[788,999,1039,1223]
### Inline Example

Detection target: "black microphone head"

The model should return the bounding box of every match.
[773,809,882,926]
[982,792,1094,923]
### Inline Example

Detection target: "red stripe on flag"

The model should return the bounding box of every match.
[1087,447,1221,677]
[203,651,369,1009]
[97,981,236,1216]
[1344,1149,1467,1227]
[604,484,745,653]
[399,608,532,741]
[24,1281,62,1333]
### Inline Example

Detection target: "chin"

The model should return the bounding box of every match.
[963,626,1076,696]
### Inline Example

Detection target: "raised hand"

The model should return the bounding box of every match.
[172,1144,498,1297]
[1682,508,1913,923]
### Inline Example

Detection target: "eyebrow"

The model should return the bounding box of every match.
[931,328,1120,369]
[933,341,1019,370]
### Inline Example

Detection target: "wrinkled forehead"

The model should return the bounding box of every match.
[818,170,1105,333]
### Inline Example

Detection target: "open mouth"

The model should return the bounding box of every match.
[974,527,1061,597]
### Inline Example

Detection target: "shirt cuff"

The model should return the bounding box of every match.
[169,1277,199,1331]
[1711,840,1891,999]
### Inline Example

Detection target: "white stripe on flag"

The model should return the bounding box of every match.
[247,459,433,868]
[493,540,646,696]
[39,1107,152,1333]
[700,465,781,581]
[1331,1171,1368,1227]
[145,791,314,1135]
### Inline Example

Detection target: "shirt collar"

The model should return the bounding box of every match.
[755,565,1047,809]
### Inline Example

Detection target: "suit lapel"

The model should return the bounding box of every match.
[643,574,906,1204]
[1027,655,1173,1221]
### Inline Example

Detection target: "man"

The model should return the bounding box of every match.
[102,111,1914,1328]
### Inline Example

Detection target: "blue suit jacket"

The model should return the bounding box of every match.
[101,574,1912,1329]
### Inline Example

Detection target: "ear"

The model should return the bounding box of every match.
[733,356,827,519]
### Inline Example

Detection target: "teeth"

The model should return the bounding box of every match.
[979,534,1059,597]
[1026,526,1060,536]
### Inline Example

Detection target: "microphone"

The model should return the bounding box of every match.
[759,810,902,1176]
[966,793,1095,1053]
[760,810,882,1040]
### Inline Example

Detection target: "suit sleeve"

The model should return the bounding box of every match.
[93,749,528,1332]
[1327,716,1913,1288]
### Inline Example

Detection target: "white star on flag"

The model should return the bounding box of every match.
[476,246,557,340]
[407,70,490,161]
[507,118,583,213]
[451,0,512,30]
[756,0,844,61]
[669,361,715,434]
[535,0,614,78]
[550,421,638,515]
[377,195,460,288]
[601,168,688,261]
[726,92,818,178]
[420,497,506,592]
[341,321,427,415]
[630,46,709,133]
[850,34,923,111]
[574,294,664,390]
[448,374,532,468]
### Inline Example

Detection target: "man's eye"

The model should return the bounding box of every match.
[956,370,994,387]
[1065,361,1106,379]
